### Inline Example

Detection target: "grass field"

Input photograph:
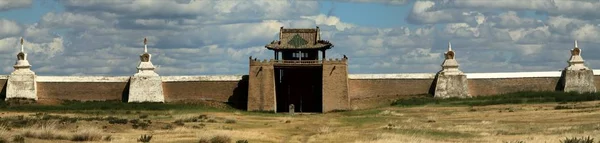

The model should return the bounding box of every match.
[0,92,599,143]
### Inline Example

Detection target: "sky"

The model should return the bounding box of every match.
[0,0,598,76]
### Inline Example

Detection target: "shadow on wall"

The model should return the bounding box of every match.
[428,73,439,97]
[0,80,6,99]
[228,75,248,110]
[555,71,566,91]
[121,79,130,102]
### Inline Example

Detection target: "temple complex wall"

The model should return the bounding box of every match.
[347,71,600,109]
[36,76,129,103]
[0,70,599,110]
[162,76,248,109]
[1,76,248,106]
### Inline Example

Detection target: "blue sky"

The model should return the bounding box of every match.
[0,0,598,76]
[0,0,62,24]
[318,1,412,28]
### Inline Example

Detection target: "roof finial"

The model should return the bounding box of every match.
[448,42,452,51]
[574,40,578,48]
[20,37,24,52]
[143,37,148,53]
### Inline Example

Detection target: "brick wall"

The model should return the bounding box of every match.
[163,80,247,108]
[37,82,127,103]
[348,79,434,109]
[322,60,350,112]
[467,77,560,96]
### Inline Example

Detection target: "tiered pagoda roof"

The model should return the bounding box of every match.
[265,26,333,50]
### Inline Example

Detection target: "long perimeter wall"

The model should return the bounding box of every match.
[2,71,599,109]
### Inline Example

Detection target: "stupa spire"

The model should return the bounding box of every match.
[143,37,148,53]
[574,40,578,49]
[20,37,24,52]
[448,42,452,51]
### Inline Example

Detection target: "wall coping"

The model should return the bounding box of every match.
[37,76,130,82]
[161,75,244,82]
[34,75,244,82]
[0,70,598,82]
[349,73,435,79]
[465,71,560,79]
[349,70,600,80]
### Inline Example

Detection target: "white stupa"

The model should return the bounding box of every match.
[135,38,158,76]
[439,42,463,75]
[566,40,589,71]
[13,37,34,74]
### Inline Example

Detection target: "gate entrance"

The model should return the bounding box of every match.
[275,66,322,113]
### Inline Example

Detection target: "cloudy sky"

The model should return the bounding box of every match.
[0,0,598,76]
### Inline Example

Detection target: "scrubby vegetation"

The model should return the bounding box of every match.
[0,100,230,112]
[204,135,231,143]
[561,136,596,143]
[392,91,600,107]
[137,134,153,142]
[70,127,103,141]
[0,92,596,142]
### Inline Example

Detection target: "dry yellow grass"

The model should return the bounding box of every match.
[0,101,599,142]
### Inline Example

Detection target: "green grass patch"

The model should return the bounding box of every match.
[392,91,600,107]
[388,128,477,139]
[340,116,387,126]
[0,100,234,112]
[339,109,382,116]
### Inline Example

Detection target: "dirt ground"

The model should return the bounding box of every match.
[0,101,599,143]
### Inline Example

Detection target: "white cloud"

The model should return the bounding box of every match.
[301,14,354,31]
[2,0,600,75]
[332,0,409,5]
[0,20,21,38]
[0,0,32,11]
[41,12,110,29]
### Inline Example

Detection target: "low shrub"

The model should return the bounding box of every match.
[12,135,24,143]
[207,119,217,123]
[225,119,236,124]
[21,122,69,140]
[133,122,150,130]
[161,124,174,130]
[560,136,595,143]
[236,140,249,143]
[555,105,573,110]
[103,135,113,141]
[173,120,185,126]
[198,138,210,143]
[107,117,128,124]
[70,127,102,141]
[137,134,153,142]
[22,129,69,140]
[210,135,231,143]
